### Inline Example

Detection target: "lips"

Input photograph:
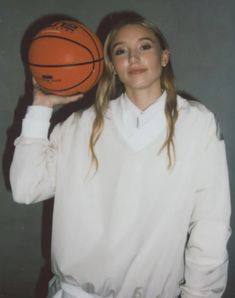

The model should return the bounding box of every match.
[128,68,147,75]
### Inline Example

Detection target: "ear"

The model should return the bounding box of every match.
[161,49,170,67]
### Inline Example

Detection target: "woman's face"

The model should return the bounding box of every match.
[110,24,169,94]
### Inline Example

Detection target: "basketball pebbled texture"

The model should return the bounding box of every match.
[28,20,104,96]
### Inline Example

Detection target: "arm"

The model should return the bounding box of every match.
[10,81,83,204]
[180,113,231,298]
[10,105,58,203]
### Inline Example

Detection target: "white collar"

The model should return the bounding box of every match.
[109,91,167,152]
[120,91,166,132]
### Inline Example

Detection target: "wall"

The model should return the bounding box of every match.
[0,0,234,297]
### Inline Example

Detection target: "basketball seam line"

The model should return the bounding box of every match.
[29,57,104,67]
[77,24,102,85]
[32,35,97,60]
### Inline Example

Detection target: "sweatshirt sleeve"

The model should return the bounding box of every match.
[10,105,59,204]
[180,113,231,298]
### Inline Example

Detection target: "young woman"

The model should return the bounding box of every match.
[10,15,231,298]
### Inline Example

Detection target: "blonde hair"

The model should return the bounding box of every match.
[89,16,178,170]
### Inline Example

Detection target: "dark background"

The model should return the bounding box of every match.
[0,0,234,297]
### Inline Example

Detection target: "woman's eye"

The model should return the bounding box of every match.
[114,48,126,55]
[141,43,152,50]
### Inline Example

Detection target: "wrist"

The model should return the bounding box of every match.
[32,97,54,108]
[33,87,55,108]
[22,105,52,138]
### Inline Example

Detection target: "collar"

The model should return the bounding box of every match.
[120,91,167,133]
[108,91,167,152]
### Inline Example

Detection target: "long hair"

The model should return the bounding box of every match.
[89,16,178,170]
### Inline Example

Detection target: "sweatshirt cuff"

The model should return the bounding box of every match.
[21,105,53,139]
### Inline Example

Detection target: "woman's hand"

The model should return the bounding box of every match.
[32,77,84,108]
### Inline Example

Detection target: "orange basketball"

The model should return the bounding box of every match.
[28,20,104,96]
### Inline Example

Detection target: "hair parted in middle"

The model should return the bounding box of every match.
[89,14,178,171]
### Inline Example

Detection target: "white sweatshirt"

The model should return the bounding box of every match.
[10,92,231,298]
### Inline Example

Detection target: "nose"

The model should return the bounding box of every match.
[128,49,140,62]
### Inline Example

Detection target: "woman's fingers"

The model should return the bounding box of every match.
[33,91,84,107]
[32,77,84,107]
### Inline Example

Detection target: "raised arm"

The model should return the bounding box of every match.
[10,80,83,204]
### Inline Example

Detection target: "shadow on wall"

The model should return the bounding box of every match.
[1,13,95,298]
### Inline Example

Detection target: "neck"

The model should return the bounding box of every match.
[125,88,163,111]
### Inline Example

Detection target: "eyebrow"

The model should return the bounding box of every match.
[111,37,155,51]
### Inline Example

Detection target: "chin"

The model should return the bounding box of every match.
[126,80,149,89]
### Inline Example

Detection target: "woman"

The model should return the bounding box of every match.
[10,15,231,298]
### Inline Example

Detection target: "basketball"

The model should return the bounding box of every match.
[28,20,104,96]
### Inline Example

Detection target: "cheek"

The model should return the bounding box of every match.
[112,58,127,74]
[146,56,162,75]
[148,53,162,66]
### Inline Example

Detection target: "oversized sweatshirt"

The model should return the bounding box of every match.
[10,92,231,298]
